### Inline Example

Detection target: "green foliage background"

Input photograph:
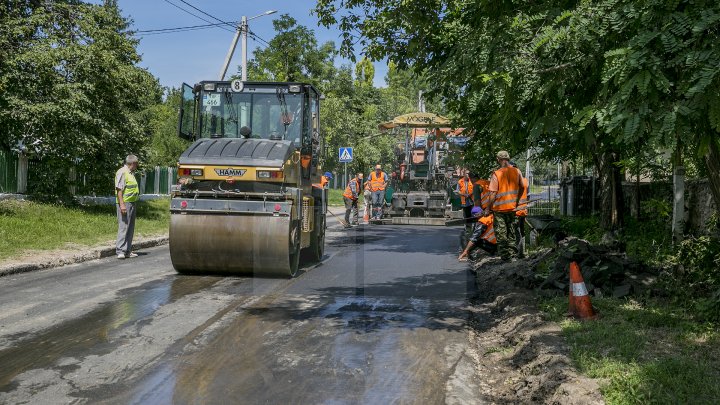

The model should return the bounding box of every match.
[0,0,161,199]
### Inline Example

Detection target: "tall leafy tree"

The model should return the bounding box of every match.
[314,0,720,229]
[0,0,161,198]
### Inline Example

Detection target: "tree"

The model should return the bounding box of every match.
[314,0,720,230]
[243,14,336,88]
[0,0,161,198]
[145,88,190,167]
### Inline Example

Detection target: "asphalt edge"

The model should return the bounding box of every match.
[0,236,169,278]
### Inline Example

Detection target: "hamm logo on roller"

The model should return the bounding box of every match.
[215,168,246,177]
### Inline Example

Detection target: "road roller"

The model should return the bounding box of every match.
[169,80,327,277]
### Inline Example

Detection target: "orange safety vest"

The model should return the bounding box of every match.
[478,214,497,244]
[458,178,474,206]
[343,178,359,199]
[369,171,387,192]
[516,177,529,217]
[491,166,522,212]
[480,188,492,210]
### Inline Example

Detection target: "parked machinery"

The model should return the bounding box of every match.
[377,113,470,225]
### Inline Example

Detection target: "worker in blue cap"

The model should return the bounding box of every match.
[322,172,332,188]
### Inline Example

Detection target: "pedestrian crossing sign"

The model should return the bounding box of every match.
[339,147,353,163]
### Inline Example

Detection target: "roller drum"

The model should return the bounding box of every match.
[169,213,299,277]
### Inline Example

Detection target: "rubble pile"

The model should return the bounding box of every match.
[476,237,659,298]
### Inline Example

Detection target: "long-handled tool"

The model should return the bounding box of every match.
[327,209,351,227]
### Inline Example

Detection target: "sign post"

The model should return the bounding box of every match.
[339,147,353,189]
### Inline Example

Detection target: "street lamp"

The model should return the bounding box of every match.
[219,10,277,81]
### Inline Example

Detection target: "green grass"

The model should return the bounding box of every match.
[327,188,345,206]
[541,297,720,404]
[0,198,170,260]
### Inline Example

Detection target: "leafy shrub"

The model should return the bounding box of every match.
[673,236,720,321]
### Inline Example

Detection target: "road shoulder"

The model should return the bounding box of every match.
[0,235,168,278]
[463,255,604,404]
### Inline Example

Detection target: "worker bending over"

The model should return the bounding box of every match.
[343,173,361,227]
[485,151,525,261]
[368,164,388,220]
[458,206,497,260]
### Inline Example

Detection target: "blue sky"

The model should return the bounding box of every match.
[110,0,387,89]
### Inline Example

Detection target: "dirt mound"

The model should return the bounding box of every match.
[466,256,604,404]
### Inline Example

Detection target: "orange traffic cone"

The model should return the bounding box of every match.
[568,261,598,320]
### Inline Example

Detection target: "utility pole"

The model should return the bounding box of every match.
[219,10,277,81]
[240,16,248,81]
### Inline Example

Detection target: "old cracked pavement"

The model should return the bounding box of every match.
[0,217,483,404]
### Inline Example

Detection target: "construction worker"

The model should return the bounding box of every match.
[363,179,372,222]
[458,206,497,261]
[456,170,474,226]
[343,173,361,227]
[510,161,529,258]
[485,151,525,261]
[322,172,332,188]
[312,171,332,189]
[115,154,140,260]
[368,164,388,220]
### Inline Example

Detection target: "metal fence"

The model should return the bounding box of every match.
[0,149,18,193]
[525,160,561,216]
[140,167,178,195]
[0,148,178,197]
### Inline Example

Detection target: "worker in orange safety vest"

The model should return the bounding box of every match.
[368,164,388,220]
[484,151,525,261]
[458,206,497,261]
[456,170,474,227]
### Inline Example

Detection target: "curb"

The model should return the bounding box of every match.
[0,236,169,278]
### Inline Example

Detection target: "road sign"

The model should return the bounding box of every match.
[339,147,353,163]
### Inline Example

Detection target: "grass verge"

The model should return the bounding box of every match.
[0,198,170,261]
[327,188,345,206]
[541,297,720,404]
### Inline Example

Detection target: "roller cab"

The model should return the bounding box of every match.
[170,81,326,277]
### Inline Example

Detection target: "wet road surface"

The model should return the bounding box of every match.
[0,219,481,404]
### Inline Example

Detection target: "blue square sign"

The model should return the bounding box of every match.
[339,147,353,163]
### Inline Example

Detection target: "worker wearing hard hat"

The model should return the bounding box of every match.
[368,164,388,220]
[484,151,525,261]
[343,173,361,228]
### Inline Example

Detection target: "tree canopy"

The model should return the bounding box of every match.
[314,0,720,228]
[0,0,161,198]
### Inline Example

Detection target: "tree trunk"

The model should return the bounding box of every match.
[704,138,720,214]
[599,149,624,231]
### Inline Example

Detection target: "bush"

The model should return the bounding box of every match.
[672,236,720,321]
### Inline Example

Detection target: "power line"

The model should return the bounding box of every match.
[136,22,234,34]
[175,0,235,29]
[161,0,234,33]
[248,30,271,46]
